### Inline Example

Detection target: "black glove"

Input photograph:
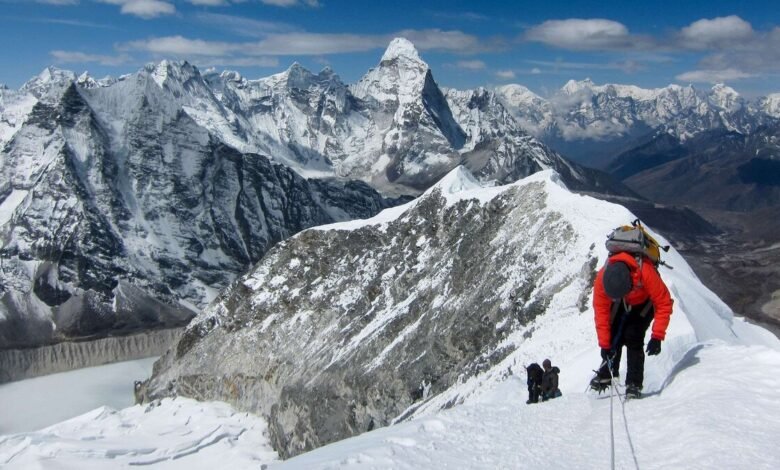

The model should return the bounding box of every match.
[600,348,614,361]
[646,338,662,356]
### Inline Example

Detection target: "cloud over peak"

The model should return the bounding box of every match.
[525,18,649,51]
[676,68,755,83]
[680,15,754,49]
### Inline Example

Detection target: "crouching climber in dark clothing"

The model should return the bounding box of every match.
[526,363,543,404]
[541,359,562,401]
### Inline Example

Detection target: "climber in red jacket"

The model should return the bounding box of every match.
[590,251,674,398]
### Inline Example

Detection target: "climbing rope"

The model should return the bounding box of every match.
[606,356,641,470]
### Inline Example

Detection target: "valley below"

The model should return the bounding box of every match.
[674,209,780,335]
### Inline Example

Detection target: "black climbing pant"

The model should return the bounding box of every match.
[598,300,655,388]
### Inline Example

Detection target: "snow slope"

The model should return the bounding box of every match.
[2,169,779,468]
[0,397,279,469]
[278,342,780,469]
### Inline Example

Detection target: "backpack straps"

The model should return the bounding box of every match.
[609,299,622,325]
[638,301,654,318]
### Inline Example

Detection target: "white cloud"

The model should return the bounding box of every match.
[526,59,645,74]
[684,25,780,80]
[525,19,648,50]
[8,16,115,29]
[676,68,755,83]
[50,50,130,66]
[455,60,485,70]
[396,29,492,54]
[680,16,754,49]
[531,67,541,74]
[557,118,628,140]
[184,0,318,6]
[98,0,175,19]
[496,70,515,79]
[249,33,386,55]
[189,56,280,67]
[124,30,491,57]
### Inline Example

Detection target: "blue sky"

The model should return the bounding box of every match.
[1,0,779,97]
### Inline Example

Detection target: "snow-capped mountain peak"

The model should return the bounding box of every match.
[710,82,742,111]
[425,165,484,199]
[75,71,114,89]
[352,37,429,102]
[495,84,544,106]
[381,37,423,64]
[145,59,201,89]
[561,78,594,95]
[761,93,780,117]
[20,66,75,100]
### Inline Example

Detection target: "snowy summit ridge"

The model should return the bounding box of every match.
[139,165,778,461]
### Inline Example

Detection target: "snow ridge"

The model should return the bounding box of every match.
[141,165,778,460]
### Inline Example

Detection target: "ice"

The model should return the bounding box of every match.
[0,357,156,434]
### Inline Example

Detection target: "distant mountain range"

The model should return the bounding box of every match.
[496,79,780,170]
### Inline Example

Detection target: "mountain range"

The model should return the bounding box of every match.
[1,38,631,351]
[496,79,780,169]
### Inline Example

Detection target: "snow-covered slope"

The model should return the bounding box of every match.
[137,166,779,460]
[3,167,778,469]
[0,397,280,469]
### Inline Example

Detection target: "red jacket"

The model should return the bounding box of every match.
[593,252,674,349]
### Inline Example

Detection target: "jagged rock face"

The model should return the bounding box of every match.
[143,169,601,458]
[0,79,397,349]
[496,80,780,168]
[205,63,357,172]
